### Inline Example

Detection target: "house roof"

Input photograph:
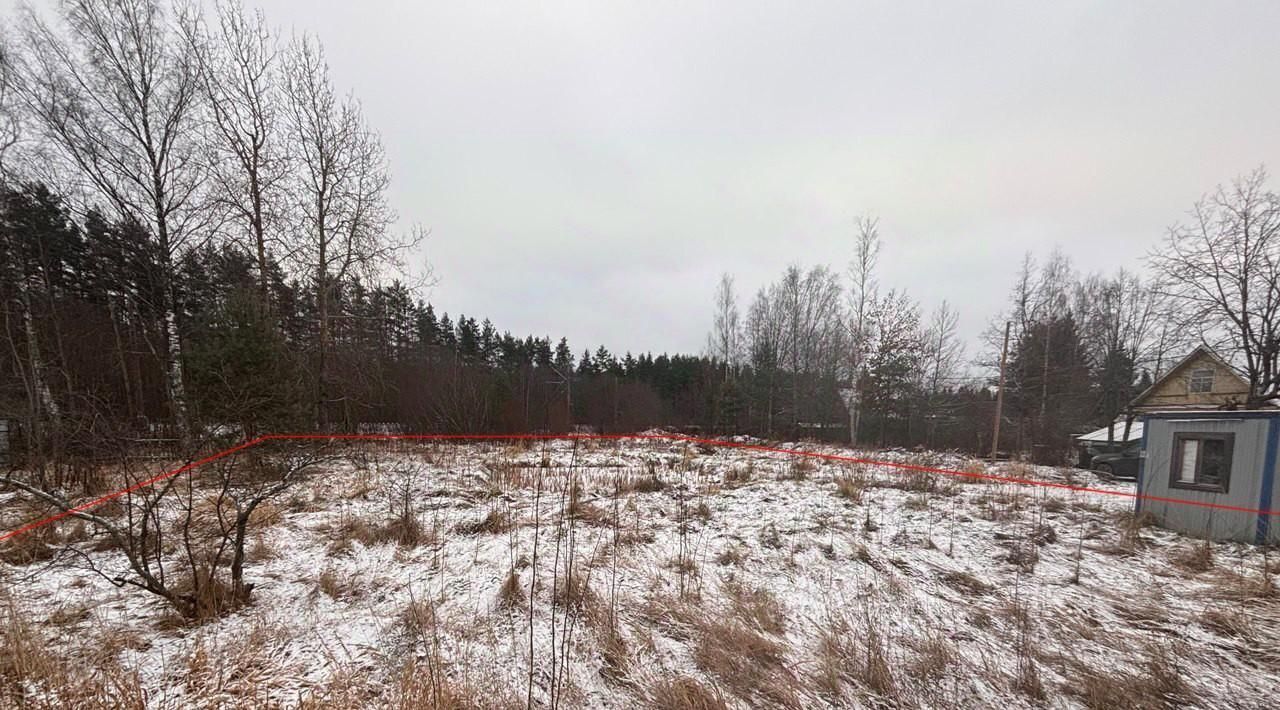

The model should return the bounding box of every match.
[1128,344,1250,409]
[1076,421,1143,444]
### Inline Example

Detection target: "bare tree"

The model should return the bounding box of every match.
[0,24,19,178]
[1150,167,1280,404]
[745,284,785,435]
[283,34,399,426]
[921,300,964,446]
[778,264,845,430]
[707,272,740,371]
[185,1,287,307]
[924,300,964,396]
[1075,269,1158,440]
[14,0,210,436]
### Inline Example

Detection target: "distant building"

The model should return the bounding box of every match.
[1129,345,1250,412]
[1133,346,1278,544]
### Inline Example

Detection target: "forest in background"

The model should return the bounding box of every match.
[2,0,1279,467]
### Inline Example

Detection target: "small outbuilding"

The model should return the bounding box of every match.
[1132,346,1277,544]
[1138,411,1279,544]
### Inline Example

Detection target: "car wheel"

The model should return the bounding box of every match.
[1094,463,1114,479]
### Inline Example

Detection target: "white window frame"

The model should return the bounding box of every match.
[1188,368,1215,394]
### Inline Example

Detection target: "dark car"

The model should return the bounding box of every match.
[1090,445,1140,480]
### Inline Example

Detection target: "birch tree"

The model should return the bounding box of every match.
[14,0,209,435]
[846,215,880,444]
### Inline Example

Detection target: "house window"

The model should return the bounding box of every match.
[1188,368,1215,393]
[1170,432,1234,493]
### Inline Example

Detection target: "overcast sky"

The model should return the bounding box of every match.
[11,1,1280,359]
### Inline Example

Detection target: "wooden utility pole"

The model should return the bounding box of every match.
[991,320,1011,459]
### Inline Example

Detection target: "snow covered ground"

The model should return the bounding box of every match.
[2,436,1279,709]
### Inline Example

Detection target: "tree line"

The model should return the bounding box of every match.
[704,168,1280,460]
[3,1,1279,466]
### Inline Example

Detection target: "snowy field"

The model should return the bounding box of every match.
[2,436,1279,709]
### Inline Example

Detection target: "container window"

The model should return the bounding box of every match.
[1169,432,1234,493]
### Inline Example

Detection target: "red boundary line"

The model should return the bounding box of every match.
[1,432,1276,545]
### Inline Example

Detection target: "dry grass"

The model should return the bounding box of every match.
[691,616,797,707]
[316,565,363,600]
[725,582,786,635]
[960,459,992,483]
[1,592,148,709]
[640,592,704,641]
[452,507,513,536]
[782,457,817,481]
[813,610,896,701]
[1171,541,1214,572]
[881,469,959,496]
[716,545,745,566]
[247,534,279,562]
[644,674,728,710]
[940,570,993,596]
[0,527,58,565]
[567,485,615,526]
[724,462,753,486]
[324,511,431,552]
[170,563,250,620]
[834,467,868,502]
[1064,643,1197,710]
[1199,607,1253,639]
[554,566,598,614]
[906,634,954,679]
[622,464,666,493]
[495,567,523,610]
